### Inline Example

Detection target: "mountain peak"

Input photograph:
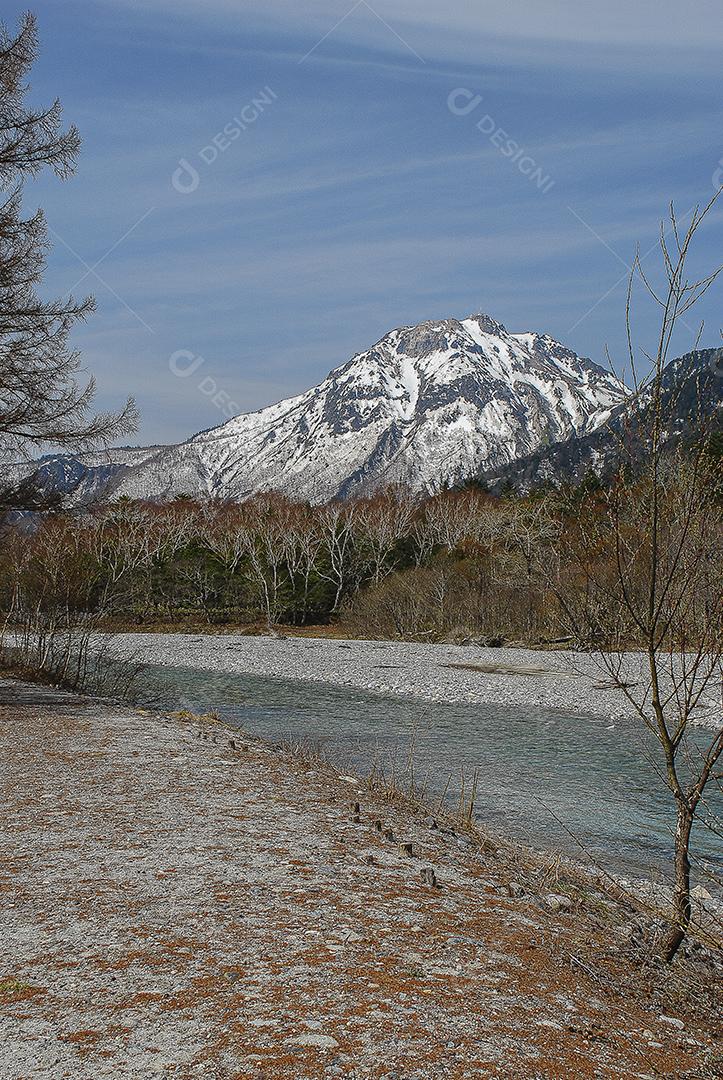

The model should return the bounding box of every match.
[14,311,628,506]
[464,312,508,337]
[114,311,625,502]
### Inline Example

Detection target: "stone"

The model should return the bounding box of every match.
[507,881,525,898]
[659,1014,684,1030]
[284,1033,339,1050]
[420,867,437,887]
[545,893,572,913]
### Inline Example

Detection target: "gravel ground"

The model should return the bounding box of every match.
[1,679,720,1079]
[115,634,720,725]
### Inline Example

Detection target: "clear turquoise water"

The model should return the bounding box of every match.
[136,663,722,885]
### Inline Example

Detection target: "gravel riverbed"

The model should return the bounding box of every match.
[114,634,720,726]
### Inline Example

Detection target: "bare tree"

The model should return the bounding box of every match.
[421,489,489,554]
[0,13,137,461]
[201,501,249,577]
[88,501,196,615]
[231,495,297,629]
[553,194,723,961]
[281,503,325,623]
[316,500,362,612]
[489,498,561,637]
[1,514,126,688]
[355,487,416,585]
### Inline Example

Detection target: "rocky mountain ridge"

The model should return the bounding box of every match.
[7,313,627,503]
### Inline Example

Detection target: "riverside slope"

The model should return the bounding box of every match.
[13,314,624,505]
[1,681,719,1079]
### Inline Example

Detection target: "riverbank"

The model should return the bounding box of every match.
[1,678,721,1079]
[114,633,720,726]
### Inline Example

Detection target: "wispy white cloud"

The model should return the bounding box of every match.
[99,0,723,62]
[22,0,723,444]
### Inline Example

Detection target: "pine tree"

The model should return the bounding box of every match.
[0,13,137,460]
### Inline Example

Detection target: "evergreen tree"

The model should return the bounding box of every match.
[0,13,137,459]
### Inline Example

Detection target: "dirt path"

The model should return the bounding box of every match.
[0,681,719,1079]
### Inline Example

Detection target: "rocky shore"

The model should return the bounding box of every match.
[1,678,721,1079]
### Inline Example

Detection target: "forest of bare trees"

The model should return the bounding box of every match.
[0,463,717,646]
[0,486,569,643]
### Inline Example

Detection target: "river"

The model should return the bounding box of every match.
[133,661,722,890]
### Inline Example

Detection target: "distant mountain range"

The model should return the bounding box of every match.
[6,317,720,505]
[480,347,722,493]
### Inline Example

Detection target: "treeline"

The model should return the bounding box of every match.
[0,487,580,644]
[3,450,719,653]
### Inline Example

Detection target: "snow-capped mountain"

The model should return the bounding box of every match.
[8,314,626,504]
[480,347,723,494]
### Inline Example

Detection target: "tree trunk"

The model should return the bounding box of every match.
[661,800,694,962]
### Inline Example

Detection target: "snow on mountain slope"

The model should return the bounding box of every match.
[11,314,626,505]
[480,347,723,494]
[102,314,624,504]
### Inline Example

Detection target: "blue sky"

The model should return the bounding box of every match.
[17,0,723,443]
